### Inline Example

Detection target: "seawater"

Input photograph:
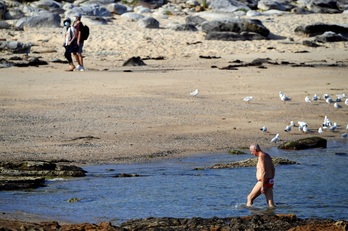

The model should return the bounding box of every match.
[1,140,347,224]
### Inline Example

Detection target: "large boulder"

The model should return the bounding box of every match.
[202,19,270,38]
[0,176,45,190]
[0,41,31,53]
[15,13,61,29]
[207,0,250,12]
[305,0,343,13]
[206,31,267,40]
[30,0,64,14]
[278,137,327,150]
[294,23,348,37]
[315,31,348,42]
[257,0,294,11]
[138,16,159,28]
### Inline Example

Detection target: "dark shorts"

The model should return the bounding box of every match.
[74,41,84,54]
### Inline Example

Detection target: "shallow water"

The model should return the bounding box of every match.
[1,140,347,224]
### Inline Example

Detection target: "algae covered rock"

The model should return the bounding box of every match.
[208,157,298,169]
[278,137,327,150]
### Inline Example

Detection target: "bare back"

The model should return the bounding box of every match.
[256,152,275,180]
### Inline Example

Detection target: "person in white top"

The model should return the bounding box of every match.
[63,18,77,71]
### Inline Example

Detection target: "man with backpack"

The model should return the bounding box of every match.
[72,12,86,71]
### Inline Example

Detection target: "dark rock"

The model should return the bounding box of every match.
[172,23,198,32]
[306,0,343,13]
[294,23,348,37]
[123,56,146,66]
[113,173,140,177]
[138,16,159,29]
[202,19,270,37]
[278,137,327,150]
[302,40,321,47]
[0,176,45,190]
[208,157,298,169]
[206,31,267,41]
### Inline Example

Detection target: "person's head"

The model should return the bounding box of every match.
[74,12,82,22]
[63,18,71,27]
[249,144,261,156]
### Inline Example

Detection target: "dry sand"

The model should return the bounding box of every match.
[1,13,348,165]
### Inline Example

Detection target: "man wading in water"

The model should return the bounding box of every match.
[247,144,276,207]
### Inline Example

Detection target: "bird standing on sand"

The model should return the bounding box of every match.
[318,127,323,134]
[284,125,291,132]
[260,126,267,133]
[243,96,253,102]
[342,133,348,139]
[329,123,337,132]
[334,102,341,109]
[271,134,280,143]
[305,96,311,103]
[279,91,291,102]
[312,94,319,101]
[190,89,199,96]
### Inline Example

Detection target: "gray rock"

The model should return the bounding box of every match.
[121,12,145,21]
[278,137,327,150]
[0,176,45,190]
[202,19,270,37]
[185,15,207,26]
[0,41,31,53]
[207,0,250,12]
[106,3,127,15]
[123,56,146,66]
[257,0,294,11]
[0,20,10,29]
[0,0,6,20]
[15,13,61,29]
[4,8,25,20]
[306,0,343,13]
[138,16,159,28]
[75,4,112,17]
[294,23,348,37]
[30,0,64,14]
[171,23,198,31]
[314,31,348,42]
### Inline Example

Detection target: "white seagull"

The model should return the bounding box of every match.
[271,134,280,143]
[284,125,291,132]
[279,91,291,102]
[243,96,253,102]
[305,96,311,103]
[290,121,295,127]
[345,99,348,106]
[346,124,348,130]
[312,94,319,101]
[326,97,334,104]
[190,89,199,96]
[318,127,323,134]
[328,122,337,132]
[342,133,348,139]
[260,126,267,133]
[334,102,342,109]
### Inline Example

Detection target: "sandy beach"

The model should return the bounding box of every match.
[1,13,348,165]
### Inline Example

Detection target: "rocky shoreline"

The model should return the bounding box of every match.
[0,214,347,230]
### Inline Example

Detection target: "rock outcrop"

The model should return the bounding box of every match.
[0,214,346,231]
[0,160,86,190]
[278,137,327,150]
[205,157,298,169]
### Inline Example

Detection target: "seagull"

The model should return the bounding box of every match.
[260,126,267,133]
[323,94,330,99]
[326,97,334,104]
[284,125,291,132]
[336,93,346,99]
[298,121,308,128]
[318,127,323,134]
[312,94,319,101]
[290,121,295,127]
[243,96,253,102]
[342,133,348,139]
[305,96,311,103]
[190,89,199,96]
[345,99,348,106]
[279,91,291,102]
[334,102,342,109]
[302,125,309,133]
[328,122,337,132]
[346,124,348,130]
[322,116,332,128]
[271,134,280,143]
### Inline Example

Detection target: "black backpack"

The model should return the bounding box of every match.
[81,23,90,41]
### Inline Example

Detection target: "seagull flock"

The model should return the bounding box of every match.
[191,88,347,143]
[258,91,347,143]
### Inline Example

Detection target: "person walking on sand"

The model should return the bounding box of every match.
[63,18,77,71]
[72,12,85,71]
[247,144,275,208]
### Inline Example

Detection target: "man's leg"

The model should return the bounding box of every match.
[264,187,275,207]
[247,181,262,207]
